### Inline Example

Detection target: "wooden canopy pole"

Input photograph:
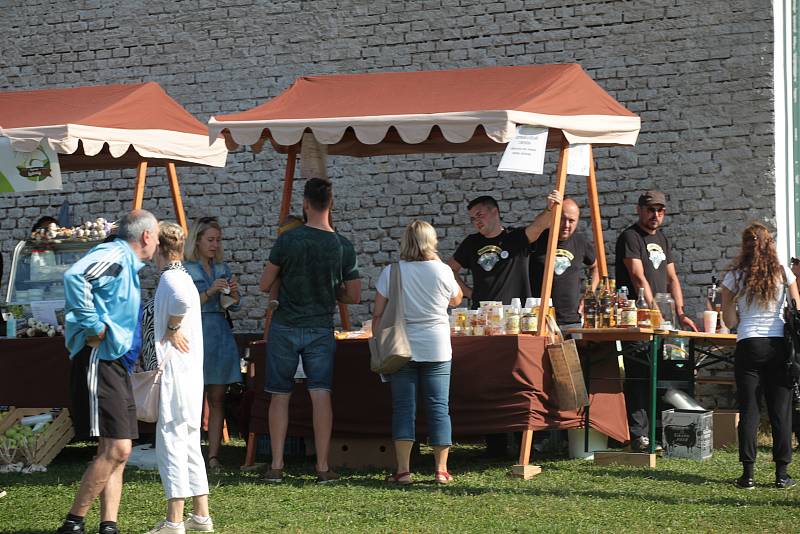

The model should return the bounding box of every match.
[536,140,570,336]
[132,160,148,209]
[165,161,188,234]
[586,146,607,277]
[514,139,570,480]
[278,144,299,226]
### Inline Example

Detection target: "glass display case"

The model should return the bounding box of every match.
[5,239,96,305]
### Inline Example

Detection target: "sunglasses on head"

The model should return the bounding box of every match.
[199,216,217,224]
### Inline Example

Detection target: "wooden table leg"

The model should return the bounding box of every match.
[511,429,541,479]
[244,431,257,467]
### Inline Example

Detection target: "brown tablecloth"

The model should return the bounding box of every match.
[247,335,629,443]
[0,337,72,408]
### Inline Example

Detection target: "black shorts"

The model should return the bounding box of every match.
[70,346,138,440]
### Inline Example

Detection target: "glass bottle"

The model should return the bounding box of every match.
[636,287,651,328]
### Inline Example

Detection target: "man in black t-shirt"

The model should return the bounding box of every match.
[529,198,598,329]
[449,191,561,309]
[449,191,561,458]
[614,190,697,451]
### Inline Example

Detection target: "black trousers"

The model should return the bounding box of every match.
[735,337,793,465]
[622,342,651,440]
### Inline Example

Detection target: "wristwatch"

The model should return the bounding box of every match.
[167,324,181,332]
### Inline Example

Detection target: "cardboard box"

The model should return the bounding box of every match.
[661,409,713,460]
[328,438,395,469]
[713,409,739,449]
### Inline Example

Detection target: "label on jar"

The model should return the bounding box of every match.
[621,309,637,327]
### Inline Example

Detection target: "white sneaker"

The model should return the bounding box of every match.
[145,520,185,534]
[184,516,214,532]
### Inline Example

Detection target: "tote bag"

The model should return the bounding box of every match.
[369,263,412,374]
[130,352,172,423]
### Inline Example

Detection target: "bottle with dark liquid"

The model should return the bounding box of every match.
[636,287,651,328]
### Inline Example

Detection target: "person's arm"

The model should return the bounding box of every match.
[623,258,655,305]
[721,286,738,330]
[259,262,281,294]
[449,281,464,307]
[63,265,108,345]
[524,190,562,244]
[337,279,361,304]
[790,281,800,310]
[372,292,388,331]
[666,263,698,331]
[447,257,473,300]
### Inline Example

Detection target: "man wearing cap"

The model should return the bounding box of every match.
[615,190,698,451]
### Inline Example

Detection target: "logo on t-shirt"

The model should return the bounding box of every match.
[647,243,666,270]
[554,248,574,276]
[477,245,503,272]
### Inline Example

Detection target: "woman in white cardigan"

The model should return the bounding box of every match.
[146,222,213,534]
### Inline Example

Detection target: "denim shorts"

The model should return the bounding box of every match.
[265,321,336,394]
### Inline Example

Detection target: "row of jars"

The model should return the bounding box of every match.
[450,299,555,336]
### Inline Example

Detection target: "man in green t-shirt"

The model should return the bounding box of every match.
[259,178,360,484]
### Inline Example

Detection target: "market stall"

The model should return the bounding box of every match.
[208,64,641,476]
[0,82,228,414]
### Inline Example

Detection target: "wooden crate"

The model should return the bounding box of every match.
[0,408,74,466]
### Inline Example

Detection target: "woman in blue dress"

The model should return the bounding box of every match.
[184,217,241,470]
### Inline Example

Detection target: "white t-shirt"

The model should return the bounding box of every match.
[376,260,460,362]
[721,265,795,341]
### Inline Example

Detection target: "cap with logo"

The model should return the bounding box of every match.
[638,190,667,207]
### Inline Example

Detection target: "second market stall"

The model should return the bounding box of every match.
[209,64,641,476]
[0,81,228,412]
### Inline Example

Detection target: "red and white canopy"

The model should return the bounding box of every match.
[0,82,227,170]
[209,64,640,156]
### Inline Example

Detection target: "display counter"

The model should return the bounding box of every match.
[244,334,629,464]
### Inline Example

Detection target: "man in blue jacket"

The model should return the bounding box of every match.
[57,210,158,534]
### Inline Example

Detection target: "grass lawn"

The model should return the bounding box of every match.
[0,439,798,534]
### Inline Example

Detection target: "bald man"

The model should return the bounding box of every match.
[529,197,599,330]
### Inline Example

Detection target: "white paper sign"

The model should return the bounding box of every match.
[498,126,548,175]
[566,143,591,176]
[0,137,62,193]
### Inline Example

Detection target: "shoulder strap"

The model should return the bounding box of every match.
[389,262,405,323]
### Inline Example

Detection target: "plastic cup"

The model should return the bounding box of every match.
[703,310,718,333]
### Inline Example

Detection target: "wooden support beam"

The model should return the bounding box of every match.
[133,160,148,209]
[586,146,607,277]
[165,161,188,234]
[278,144,299,226]
[536,140,570,336]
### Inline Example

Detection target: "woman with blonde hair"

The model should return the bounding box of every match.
[372,220,462,485]
[184,217,241,471]
[146,222,213,534]
[721,222,799,489]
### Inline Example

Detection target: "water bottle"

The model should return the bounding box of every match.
[5,315,16,338]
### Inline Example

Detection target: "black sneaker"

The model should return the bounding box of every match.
[775,476,797,489]
[56,519,86,534]
[630,436,650,452]
[735,476,755,490]
[99,525,120,534]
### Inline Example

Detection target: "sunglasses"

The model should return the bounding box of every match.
[644,206,665,214]
[198,216,218,224]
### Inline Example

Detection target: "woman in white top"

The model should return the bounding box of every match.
[146,222,213,534]
[721,222,799,490]
[373,221,462,485]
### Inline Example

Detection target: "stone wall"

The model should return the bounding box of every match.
[0,0,775,367]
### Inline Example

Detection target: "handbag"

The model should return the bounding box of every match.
[544,315,589,411]
[369,263,412,374]
[130,351,173,423]
[782,275,800,379]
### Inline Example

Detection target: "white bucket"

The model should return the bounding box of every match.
[567,428,608,460]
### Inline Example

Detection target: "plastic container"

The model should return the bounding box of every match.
[567,428,608,460]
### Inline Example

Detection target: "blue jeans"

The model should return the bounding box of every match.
[390,360,452,446]
[265,321,336,394]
